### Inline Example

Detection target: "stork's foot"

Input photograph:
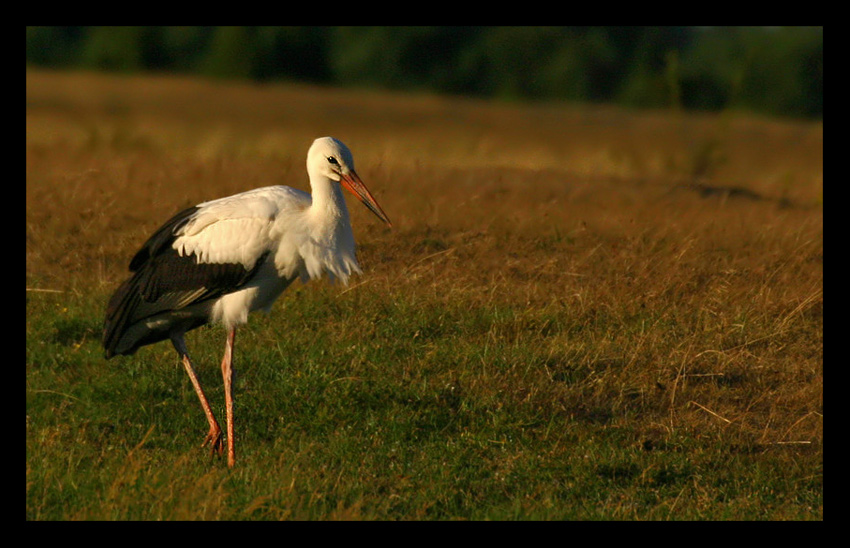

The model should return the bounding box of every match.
[202,425,225,457]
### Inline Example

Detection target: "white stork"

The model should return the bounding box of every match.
[103,137,391,467]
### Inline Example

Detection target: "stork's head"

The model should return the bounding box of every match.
[308,137,392,227]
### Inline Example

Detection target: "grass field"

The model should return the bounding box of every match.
[26,69,823,520]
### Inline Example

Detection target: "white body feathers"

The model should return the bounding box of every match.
[172,183,361,329]
[103,137,390,358]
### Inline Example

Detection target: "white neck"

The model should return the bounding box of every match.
[308,174,351,234]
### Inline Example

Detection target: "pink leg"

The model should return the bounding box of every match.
[172,335,224,457]
[221,327,237,468]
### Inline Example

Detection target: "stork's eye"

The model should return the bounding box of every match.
[327,156,339,166]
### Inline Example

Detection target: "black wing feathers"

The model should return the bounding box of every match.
[103,205,266,358]
[136,250,259,303]
[129,205,199,271]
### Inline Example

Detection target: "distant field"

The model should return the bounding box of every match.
[26,69,822,520]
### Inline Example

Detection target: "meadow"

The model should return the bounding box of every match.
[26,69,822,520]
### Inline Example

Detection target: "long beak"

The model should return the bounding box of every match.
[341,170,392,227]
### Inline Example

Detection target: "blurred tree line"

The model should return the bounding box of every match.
[25,26,823,119]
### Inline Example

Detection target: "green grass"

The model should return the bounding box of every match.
[26,70,821,520]
[26,282,821,520]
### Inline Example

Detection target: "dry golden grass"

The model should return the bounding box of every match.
[26,67,823,438]
[26,69,822,519]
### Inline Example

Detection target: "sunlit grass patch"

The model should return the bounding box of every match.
[27,70,821,520]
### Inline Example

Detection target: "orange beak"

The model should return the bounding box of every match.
[341,170,392,227]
